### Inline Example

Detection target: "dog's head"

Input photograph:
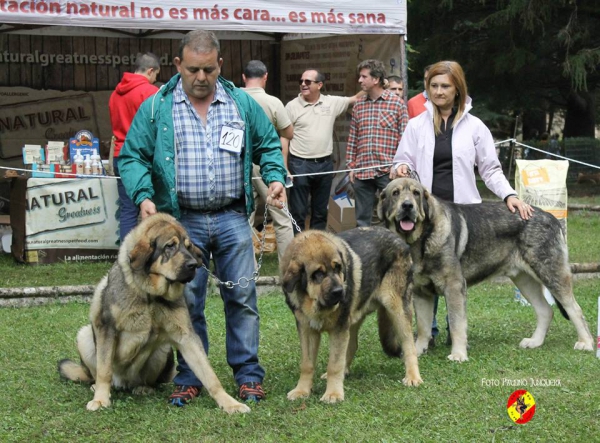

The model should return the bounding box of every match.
[121,214,204,294]
[377,178,431,243]
[280,231,348,316]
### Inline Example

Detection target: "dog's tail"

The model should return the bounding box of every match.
[377,307,403,357]
[58,359,94,383]
[555,299,570,320]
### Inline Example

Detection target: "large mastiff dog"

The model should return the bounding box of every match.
[58,213,250,413]
[280,227,422,403]
[378,178,593,362]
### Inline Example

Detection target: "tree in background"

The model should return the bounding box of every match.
[406,0,599,138]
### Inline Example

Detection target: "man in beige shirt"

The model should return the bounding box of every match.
[284,69,363,233]
[242,60,294,261]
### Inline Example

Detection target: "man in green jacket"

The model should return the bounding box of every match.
[119,30,287,406]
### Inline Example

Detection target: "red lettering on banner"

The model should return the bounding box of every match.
[0,2,389,29]
[348,12,386,24]
[169,7,188,20]
[1,0,60,14]
[64,2,135,18]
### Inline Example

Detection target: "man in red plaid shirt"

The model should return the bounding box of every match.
[346,59,409,227]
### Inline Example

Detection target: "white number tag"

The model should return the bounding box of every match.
[219,125,244,154]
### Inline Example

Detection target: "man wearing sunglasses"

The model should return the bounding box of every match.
[283,69,363,233]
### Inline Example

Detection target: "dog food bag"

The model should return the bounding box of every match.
[515,159,569,237]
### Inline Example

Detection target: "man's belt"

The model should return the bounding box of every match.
[289,153,331,163]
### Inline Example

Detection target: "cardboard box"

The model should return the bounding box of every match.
[22,144,45,164]
[45,141,68,164]
[326,195,356,233]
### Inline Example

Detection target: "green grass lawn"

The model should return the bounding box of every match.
[0,280,599,442]
[0,184,598,442]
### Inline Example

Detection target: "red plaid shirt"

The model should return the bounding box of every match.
[346,90,408,179]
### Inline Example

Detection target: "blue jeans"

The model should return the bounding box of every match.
[432,295,450,338]
[173,206,265,387]
[113,157,139,242]
[432,295,440,337]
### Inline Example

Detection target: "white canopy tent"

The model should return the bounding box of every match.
[0,1,408,172]
[0,1,406,35]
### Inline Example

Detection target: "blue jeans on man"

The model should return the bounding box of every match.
[173,205,265,388]
[113,157,140,242]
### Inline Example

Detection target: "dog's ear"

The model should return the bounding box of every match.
[421,186,432,220]
[129,238,155,271]
[377,184,388,221]
[282,259,304,293]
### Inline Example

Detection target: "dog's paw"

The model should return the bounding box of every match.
[86,398,110,411]
[132,386,155,395]
[223,401,251,414]
[519,338,543,349]
[402,375,423,387]
[287,388,310,401]
[574,340,594,351]
[320,391,344,404]
[447,352,468,362]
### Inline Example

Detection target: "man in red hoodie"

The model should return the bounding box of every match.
[109,52,160,241]
[407,64,431,119]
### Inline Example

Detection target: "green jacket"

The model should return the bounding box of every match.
[119,74,286,218]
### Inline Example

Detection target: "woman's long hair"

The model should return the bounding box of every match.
[426,61,468,135]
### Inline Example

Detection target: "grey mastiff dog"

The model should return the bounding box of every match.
[377,178,594,362]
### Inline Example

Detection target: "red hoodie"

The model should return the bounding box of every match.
[108,72,158,157]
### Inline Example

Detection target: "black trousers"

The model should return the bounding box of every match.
[287,155,334,234]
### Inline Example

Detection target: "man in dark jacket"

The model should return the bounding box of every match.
[108,52,160,240]
[119,30,287,406]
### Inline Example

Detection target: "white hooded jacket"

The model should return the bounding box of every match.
[393,97,515,204]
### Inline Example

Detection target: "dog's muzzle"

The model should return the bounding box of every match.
[176,254,201,283]
[396,200,417,233]
[320,285,344,309]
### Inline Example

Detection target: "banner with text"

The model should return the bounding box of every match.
[10,177,120,264]
[0,0,406,34]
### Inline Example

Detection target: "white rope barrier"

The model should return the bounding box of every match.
[1,138,598,179]
[497,138,600,170]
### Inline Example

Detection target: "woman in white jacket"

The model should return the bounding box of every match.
[392,60,533,346]
[393,60,532,217]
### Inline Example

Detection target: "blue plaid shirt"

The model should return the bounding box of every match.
[173,79,244,210]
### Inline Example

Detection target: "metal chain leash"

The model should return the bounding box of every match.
[201,203,270,289]
[280,202,303,234]
[201,199,304,289]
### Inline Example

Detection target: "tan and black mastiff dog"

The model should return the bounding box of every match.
[58,213,250,414]
[378,178,594,362]
[280,227,422,404]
